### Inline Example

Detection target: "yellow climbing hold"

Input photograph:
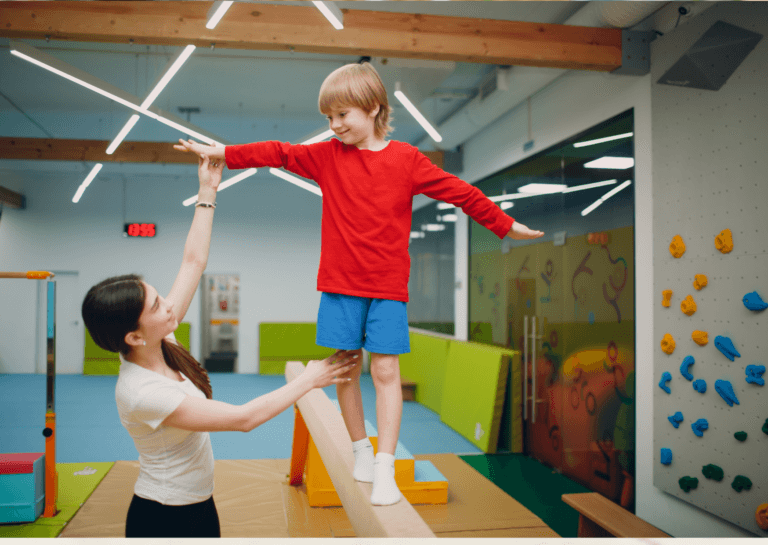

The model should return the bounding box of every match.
[692,330,708,346]
[715,229,733,254]
[681,295,697,316]
[693,274,708,290]
[670,235,686,258]
[661,333,676,355]
[756,503,768,531]
[662,290,673,307]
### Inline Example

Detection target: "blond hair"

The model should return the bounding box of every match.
[318,62,393,139]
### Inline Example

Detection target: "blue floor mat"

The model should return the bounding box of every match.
[1,373,481,462]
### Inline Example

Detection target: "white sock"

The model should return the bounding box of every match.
[352,438,374,483]
[370,452,401,506]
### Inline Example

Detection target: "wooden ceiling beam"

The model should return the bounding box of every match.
[0,2,623,71]
[0,137,444,169]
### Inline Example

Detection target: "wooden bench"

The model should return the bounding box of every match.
[562,493,670,538]
[400,377,416,401]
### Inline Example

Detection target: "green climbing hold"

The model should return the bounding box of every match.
[702,464,724,481]
[679,476,699,492]
[731,475,752,492]
[735,431,747,442]
[763,419,768,435]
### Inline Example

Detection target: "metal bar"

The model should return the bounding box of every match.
[0,271,54,279]
[523,315,528,421]
[532,316,537,423]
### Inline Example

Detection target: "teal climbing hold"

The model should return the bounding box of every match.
[735,431,747,442]
[660,448,672,465]
[731,475,752,492]
[702,464,724,481]
[679,476,698,492]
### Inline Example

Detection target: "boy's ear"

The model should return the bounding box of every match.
[369,104,380,118]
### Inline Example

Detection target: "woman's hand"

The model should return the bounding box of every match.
[175,138,226,161]
[304,350,360,389]
[198,154,224,193]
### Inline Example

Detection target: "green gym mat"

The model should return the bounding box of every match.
[0,462,114,538]
[460,453,591,538]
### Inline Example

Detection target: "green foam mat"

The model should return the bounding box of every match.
[398,332,451,415]
[0,462,114,538]
[440,341,513,453]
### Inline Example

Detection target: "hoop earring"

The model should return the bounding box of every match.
[143,341,146,346]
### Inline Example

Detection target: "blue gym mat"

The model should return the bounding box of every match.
[0,373,481,462]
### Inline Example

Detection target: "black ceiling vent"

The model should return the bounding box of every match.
[658,20,762,91]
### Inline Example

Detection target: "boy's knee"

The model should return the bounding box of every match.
[370,354,399,384]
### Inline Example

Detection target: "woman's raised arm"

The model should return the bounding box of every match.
[166,154,222,322]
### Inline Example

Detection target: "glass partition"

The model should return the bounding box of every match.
[469,109,636,510]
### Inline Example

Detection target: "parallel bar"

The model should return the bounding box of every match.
[285,360,435,538]
[0,271,55,279]
[43,279,58,518]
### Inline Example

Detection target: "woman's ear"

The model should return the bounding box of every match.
[124,330,144,349]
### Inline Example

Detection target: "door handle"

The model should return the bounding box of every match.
[523,316,528,421]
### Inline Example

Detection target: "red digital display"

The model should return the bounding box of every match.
[124,223,156,238]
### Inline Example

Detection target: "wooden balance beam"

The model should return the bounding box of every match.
[285,360,435,538]
[562,492,670,538]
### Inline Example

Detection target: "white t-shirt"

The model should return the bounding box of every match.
[116,335,214,505]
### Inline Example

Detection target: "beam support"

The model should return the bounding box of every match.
[0,185,24,208]
[285,360,435,538]
[0,2,623,71]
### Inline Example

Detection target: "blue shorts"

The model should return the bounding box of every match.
[316,293,410,355]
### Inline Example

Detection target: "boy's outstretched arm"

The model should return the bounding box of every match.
[506,221,544,240]
[174,138,226,162]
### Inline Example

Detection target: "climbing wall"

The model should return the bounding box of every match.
[651,4,768,535]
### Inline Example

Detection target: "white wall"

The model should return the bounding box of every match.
[0,165,324,374]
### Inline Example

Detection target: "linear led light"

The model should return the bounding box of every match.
[106,114,140,155]
[562,179,617,193]
[518,183,568,195]
[421,224,445,232]
[581,180,632,216]
[573,132,633,148]
[410,231,425,239]
[182,168,257,206]
[269,168,323,196]
[438,214,458,222]
[312,1,344,30]
[9,41,222,146]
[437,202,455,210]
[395,82,442,143]
[500,201,514,210]
[583,157,635,169]
[72,163,103,203]
[206,1,234,29]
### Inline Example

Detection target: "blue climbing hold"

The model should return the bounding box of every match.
[668,411,684,428]
[714,335,741,362]
[659,371,672,394]
[746,364,765,386]
[693,379,707,393]
[660,448,672,465]
[714,379,740,407]
[743,291,768,311]
[692,418,709,437]
[680,355,695,381]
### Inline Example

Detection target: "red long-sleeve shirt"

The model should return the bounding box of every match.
[225,139,514,302]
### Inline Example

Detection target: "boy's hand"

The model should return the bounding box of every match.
[174,138,226,162]
[506,221,544,240]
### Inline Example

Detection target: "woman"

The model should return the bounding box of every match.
[81,154,358,538]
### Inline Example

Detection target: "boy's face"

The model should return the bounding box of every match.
[325,104,380,149]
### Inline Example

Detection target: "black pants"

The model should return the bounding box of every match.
[125,494,221,538]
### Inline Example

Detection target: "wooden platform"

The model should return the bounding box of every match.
[562,492,670,538]
[60,455,558,538]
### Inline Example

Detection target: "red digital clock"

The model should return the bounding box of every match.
[124,223,156,238]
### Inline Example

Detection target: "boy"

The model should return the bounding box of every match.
[175,62,544,505]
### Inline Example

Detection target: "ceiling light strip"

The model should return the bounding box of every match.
[312,1,344,30]
[206,1,234,30]
[72,163,102,203]
[581,180,632,216]
[395,82,442,143]
[573,132,633,148]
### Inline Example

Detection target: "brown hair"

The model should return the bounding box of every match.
[82,274,212,399]
[318,62,393,139]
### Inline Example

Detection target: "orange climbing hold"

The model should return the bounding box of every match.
[756,503,768,531]
[669,235,686,258]
[681,295,697,316]
[661,333,676,355]
[693,274,708,290]
[692,330,708,346]
[662,290,673,307]
[715,229,733,254]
